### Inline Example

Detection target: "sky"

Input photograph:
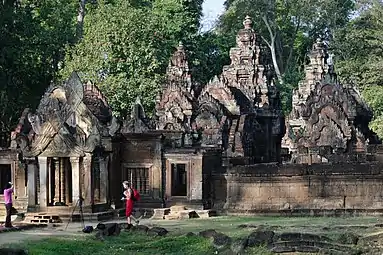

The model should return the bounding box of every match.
[201,0,226,31]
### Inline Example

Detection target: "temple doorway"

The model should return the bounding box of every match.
[171,163,187,196]
[48,157,72,206]
[0,164,11,194]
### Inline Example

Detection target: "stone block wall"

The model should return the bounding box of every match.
[212,163,383,214]
[120,134,163,205]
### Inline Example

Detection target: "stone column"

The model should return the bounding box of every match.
[38,157,49,208]
[82,153,93,205]
[60,158,65,204]
[70,157,81,205]
[99,156,109,204]
[53,158,60,204]
[27,160,37,208]
[64,159,71,204]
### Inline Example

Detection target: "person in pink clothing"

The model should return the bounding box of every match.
[3,182,13,228]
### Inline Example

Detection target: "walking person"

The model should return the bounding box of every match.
[3,182,14,228]
[121,181,140,227]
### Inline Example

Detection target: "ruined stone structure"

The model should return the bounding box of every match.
[4,17,383,219]
[197,16,284,163]
[282,39,379,164]
[9,73,120,213]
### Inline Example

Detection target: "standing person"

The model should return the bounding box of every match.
[121,181,139,226]
[3,182,13,228]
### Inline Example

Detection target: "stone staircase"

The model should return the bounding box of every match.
[151,206,216,220]
[24,213,62,224]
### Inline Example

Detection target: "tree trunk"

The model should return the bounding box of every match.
[76,0,86,41]
[269,41,282,84]
[261,16,283,84]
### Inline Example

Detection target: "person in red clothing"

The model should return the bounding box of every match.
[121,181,139,226]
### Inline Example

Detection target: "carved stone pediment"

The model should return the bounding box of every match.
[13,72,115,157]
[122,97,154,133]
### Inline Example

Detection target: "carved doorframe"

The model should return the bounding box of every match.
[165,159,190,200]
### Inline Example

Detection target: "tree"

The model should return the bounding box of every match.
[0,0,77,132]
[60,0,204,118]
[332,0,383,138]
[217,0,355,113]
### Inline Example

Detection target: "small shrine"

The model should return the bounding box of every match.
[10,73,120,213]
[282,39,379,164]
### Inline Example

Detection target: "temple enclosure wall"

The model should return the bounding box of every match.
[212,163,383,215]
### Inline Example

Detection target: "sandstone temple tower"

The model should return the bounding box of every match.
[196,16,285,164]
[282,39,379,163]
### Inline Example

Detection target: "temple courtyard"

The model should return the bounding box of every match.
[2,216,383,254]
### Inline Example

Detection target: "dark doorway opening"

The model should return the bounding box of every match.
[171,163,187,196]
[0,164,11,194]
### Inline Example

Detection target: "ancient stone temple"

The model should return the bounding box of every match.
[10,72,120,213]
[197,16,284,163]
[282,39,379,164]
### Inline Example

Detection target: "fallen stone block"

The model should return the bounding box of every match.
[185,232,196,237]
[212,232,232,249]
[147,227,168,237]
[247,230,275,247]
[199,229,217,238]
[96,223,121,236]
[230,238,248,254]
[0,248,28,255]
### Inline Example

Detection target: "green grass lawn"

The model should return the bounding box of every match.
[5,216,383,255]
[15,233,214,255]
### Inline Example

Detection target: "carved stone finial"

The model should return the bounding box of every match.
[243,15,253,29]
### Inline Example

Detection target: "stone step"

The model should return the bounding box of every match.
[151,208,171,220]
[162,209,217,220]
[24,214,62,224]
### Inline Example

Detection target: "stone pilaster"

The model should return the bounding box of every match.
[27,159,37,208]
[70,157,81,204]
[60,158,65,203]
[38,157,49,208]
[99,155,109,203]
[82,153,93,205]
[64,158,71,204]
[53,158,60,204]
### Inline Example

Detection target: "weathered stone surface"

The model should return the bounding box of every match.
[282,38,379,163]
[185,232,196,237]
[154,16,284,163]
[0,248,28,255]
[117,223,130,230]
[199,229,218,238]
[96,223,121,236]
[230,238,248,254]
[246,230,275,247]
[212,232,232,249]
[147,227,168,237]
[279,232,331,242]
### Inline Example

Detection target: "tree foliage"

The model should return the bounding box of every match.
[218,0,355,114]
[0,0,77,132]
[333,0,383,138]
[60,0,203,118]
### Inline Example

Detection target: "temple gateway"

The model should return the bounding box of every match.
[2,17,383,218]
